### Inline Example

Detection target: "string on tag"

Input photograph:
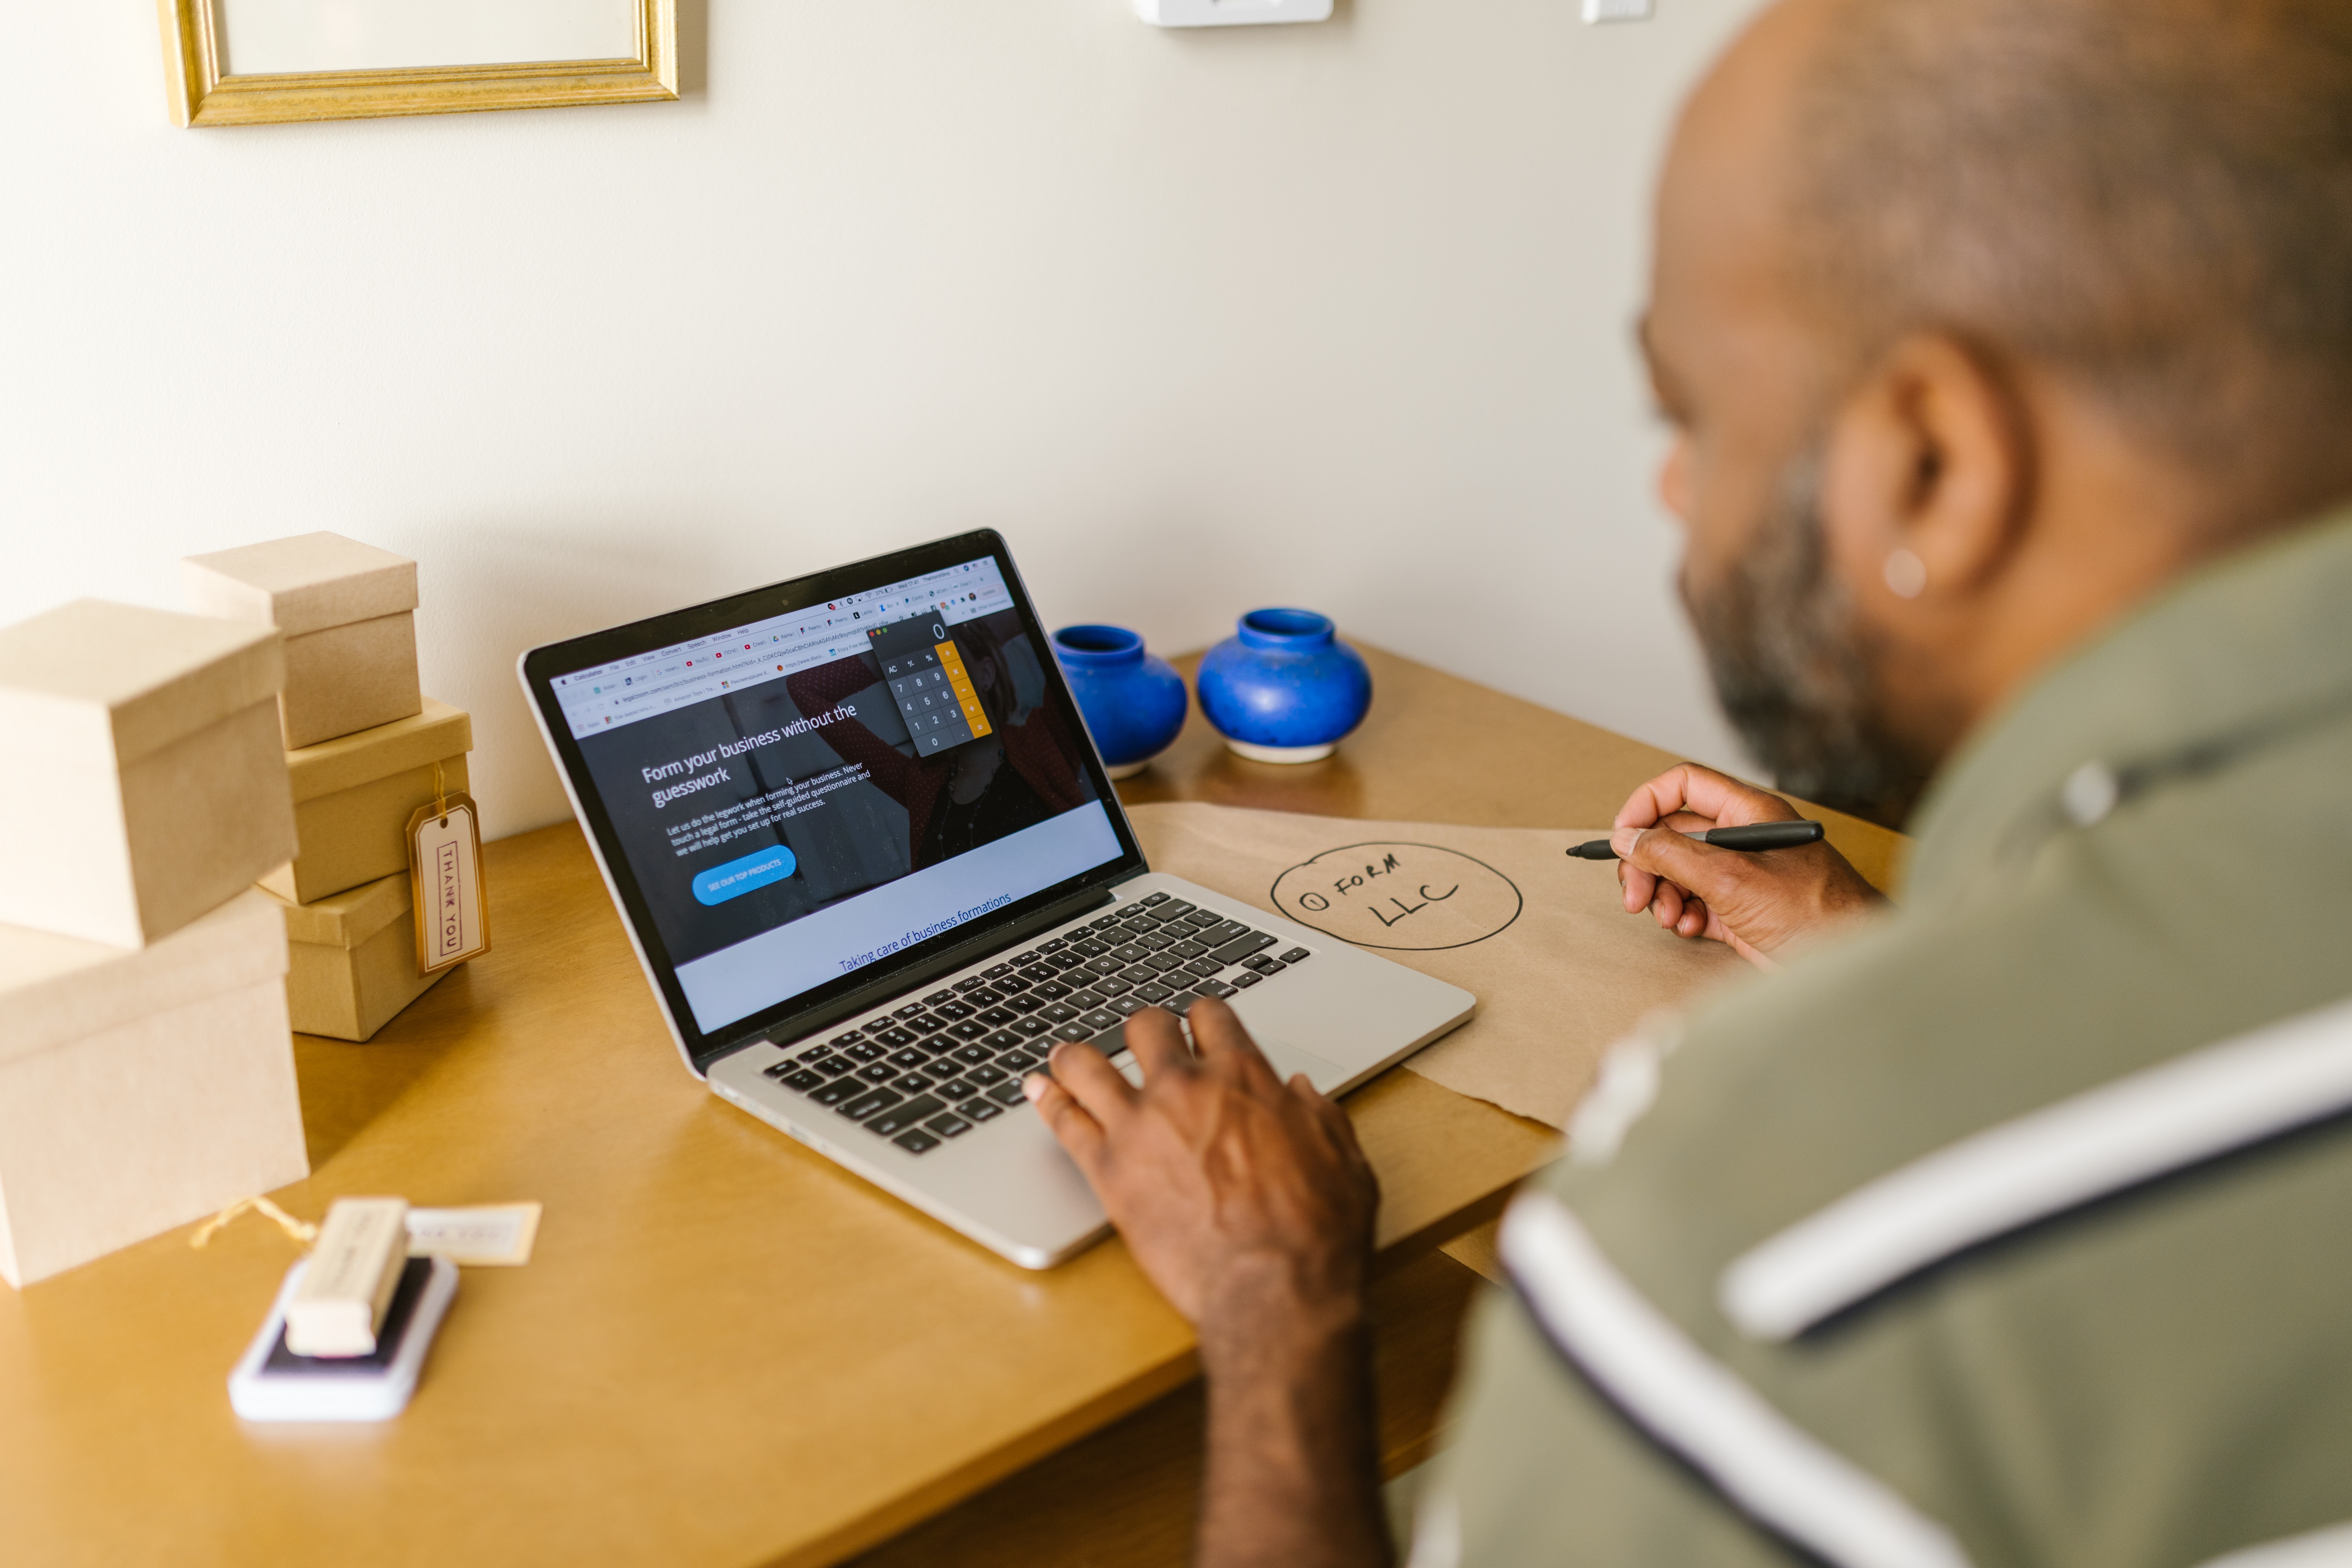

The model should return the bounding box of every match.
[432,760,450,828]
[190,1195,318,1251]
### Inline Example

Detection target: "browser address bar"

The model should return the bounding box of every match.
[580,584,1011,719]
[609,624,876,711]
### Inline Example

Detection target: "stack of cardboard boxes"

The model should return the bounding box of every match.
[0,602,310,1287]
[183,533,476,1043]
[0,533,479,1285]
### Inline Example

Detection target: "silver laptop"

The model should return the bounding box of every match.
[519,531,1474,1268]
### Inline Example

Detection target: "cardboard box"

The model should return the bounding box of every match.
[0,600,294,948]
[183,532,422,750]
[266,871,449,1043]
[260,698,473,906]
[0,890,309,1288]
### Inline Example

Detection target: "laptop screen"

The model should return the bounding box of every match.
[536,543,1127,1041]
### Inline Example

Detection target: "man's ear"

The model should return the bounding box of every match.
[1818,333,2034,608]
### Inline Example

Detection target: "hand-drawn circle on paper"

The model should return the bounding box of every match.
[1269,842,1523,951]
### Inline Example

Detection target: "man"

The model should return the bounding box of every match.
[1023,0,2352,1562]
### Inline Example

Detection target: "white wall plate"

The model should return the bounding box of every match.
[1134,0,1333,27]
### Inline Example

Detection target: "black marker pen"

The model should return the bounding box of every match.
[1565,820,1825,861]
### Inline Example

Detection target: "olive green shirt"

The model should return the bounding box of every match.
[1423,508,2352,1567]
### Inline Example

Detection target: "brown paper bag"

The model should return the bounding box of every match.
[1128,803,1750,1129]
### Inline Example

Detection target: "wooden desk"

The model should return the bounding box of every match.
[0,646,1897,1568]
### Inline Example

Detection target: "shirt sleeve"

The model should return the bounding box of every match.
[1412,1280,1815,1568]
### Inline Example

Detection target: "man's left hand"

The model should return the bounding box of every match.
[1025,998,1396,1568]
[1022,997,1377,1340]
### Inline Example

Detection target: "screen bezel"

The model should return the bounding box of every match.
[519,529,1147,1075]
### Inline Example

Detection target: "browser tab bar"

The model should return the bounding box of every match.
[553,557,1014,739]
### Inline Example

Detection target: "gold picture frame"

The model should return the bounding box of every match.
[157,0,677,128]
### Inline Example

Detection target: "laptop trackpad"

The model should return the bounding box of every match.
[1110,1032,1347,1092]
[1254,1036,1349,1092]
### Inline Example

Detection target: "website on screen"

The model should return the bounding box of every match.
[555,558,1120,1033]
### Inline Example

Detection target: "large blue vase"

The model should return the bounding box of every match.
[1051,624,1189,779]
[1195,608,1372,763]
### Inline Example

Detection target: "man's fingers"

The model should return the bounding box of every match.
[1295,1075,1370,1167]
[1121,1006,1194,1081]
[1046,1040,1138,1125]
[1614,763,1799,833]
[1184,997,1283,1091]
[1612,824,1752,911]
[1670,764,1795,826]
[1607,769,1888,967]
[1023,1070,1107,1176]
[1619,859,1659,915]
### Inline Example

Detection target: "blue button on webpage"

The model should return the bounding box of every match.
[693,846,797,906]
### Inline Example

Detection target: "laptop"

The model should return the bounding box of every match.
[518,530,1475,1268]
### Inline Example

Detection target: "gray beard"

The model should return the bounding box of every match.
[1683,451,1930,828]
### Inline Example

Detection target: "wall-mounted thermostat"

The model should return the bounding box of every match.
[1583,0,1655,19]
[1135,0,1332,26]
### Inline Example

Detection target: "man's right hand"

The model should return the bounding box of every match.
[1611,763,1885,967]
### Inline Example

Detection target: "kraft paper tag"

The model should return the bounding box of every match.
[407,790,490,976]
[405,1203,540,1266]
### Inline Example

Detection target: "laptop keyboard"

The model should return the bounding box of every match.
[754,891,1313,1157]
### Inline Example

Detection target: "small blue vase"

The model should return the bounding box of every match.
[1196,608,1372,763]
[1052,624,1189,779]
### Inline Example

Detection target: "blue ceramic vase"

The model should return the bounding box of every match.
[1051,624,1189,779]
[1195,608,1372,763]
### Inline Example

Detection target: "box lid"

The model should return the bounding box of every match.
[183,532,419,638]
[262,869,412,951]
[0,600,284,767]
[0,889,288,1065]
[286,697,472,804]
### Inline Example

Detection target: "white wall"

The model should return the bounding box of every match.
[2,0,1760,841]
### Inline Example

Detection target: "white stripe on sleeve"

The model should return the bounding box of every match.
[1500,1192,1972,1568]
[1720,996,2352,1343]
[1402,1483,1461,1568]
[2200,1521,2352,1567]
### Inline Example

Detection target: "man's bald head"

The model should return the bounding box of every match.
[1787,0,2352,525]
[1641,0,2352,823]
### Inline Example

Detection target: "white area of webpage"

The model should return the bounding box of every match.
[556,560,1012,741]
[674,801,1124,1034]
